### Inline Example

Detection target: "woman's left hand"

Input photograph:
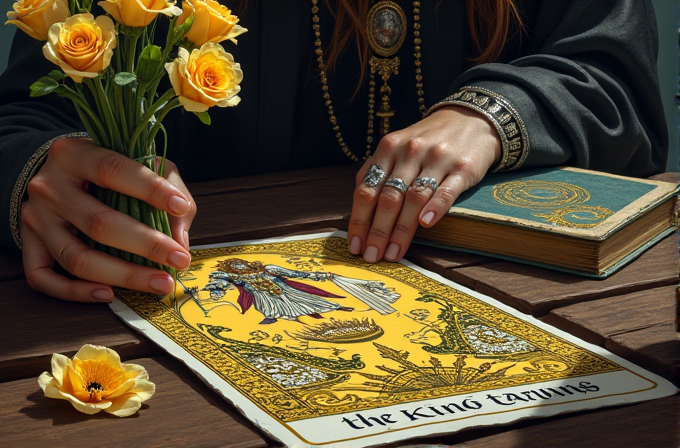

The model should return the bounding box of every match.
[347,105,501,263]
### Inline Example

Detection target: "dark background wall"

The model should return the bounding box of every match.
[0,0,678,170]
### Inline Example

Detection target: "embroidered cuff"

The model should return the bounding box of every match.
[425,86,529,173]
[10,132,89,250]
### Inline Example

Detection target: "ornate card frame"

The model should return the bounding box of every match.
[110,231,676,447]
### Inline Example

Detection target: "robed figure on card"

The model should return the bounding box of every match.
[193,258,401,324]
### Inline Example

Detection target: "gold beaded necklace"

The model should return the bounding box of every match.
[311,0,426,162]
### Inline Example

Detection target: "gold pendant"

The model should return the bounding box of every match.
[367,1,407,135]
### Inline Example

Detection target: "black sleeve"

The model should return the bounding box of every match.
[0,31,85,250]
[450,0,667,176]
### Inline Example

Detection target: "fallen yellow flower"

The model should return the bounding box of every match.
[38,344,155,417]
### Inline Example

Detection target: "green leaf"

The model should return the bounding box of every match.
[114,72,138,86]
[29,76,59,97]
[194,111,211,125]
[136,44,163,84]
[47,70,66,81]
[172,14,194,45]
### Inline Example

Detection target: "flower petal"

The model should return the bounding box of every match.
[75,344,121,366]
[37,372,53,392]
[215,95,241,107]
[119,362,150,381]
[179,96,209,112]
[49,353,70,385]
[104,394,143,417]
[57,390,112,414]
[64,363,86,400]
[126,379,155,401]
[42,381,68,401]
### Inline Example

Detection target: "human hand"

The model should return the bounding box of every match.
[347,106,501,263]
[20,137,197,302]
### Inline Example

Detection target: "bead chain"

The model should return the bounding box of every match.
[311,0,426,162]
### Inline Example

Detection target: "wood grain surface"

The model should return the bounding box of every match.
[410,395,679,448]
[448,233,679,317]
[1,166,677,447]
[0,280,161,383]
[543,285,680,385]
[0,356,268,448]
[0,249,23,282]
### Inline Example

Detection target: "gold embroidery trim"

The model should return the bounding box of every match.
[425,86,530,173]
[9,132,89,249]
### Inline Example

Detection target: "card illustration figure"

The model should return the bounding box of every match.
[110,232,676,447]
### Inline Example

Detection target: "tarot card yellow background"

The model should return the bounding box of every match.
[116,235,628,423]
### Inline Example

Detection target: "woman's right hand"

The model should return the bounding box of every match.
[20,137,197,302]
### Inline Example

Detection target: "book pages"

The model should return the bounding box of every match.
[110,232,676,447]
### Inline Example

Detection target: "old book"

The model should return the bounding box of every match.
[415,167,678,278]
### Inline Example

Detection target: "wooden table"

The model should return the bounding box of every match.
[1,165,678,447]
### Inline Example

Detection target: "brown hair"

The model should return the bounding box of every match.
[322,0,524,86]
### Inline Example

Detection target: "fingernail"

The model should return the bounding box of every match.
[385,243,400,261]
[168,251,190,269]
[91,289,112,302]
[363,245,379,263]
[422,211,436,225]
[168,196,190,215]
[183,230,190,250]
[349,236,362,254]
[149,275,174,294]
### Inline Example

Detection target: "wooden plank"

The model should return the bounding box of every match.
[189,175,355,246]
[0,249,23,281]
[0,280,161,382]
[0,356,267,448]
[543,285,680,385]
[649,172,679,183]
[405,243,494,289]
[1,354,674,448]
[187,164,359,197]
[403,395,679,448]
[447,233,678,317]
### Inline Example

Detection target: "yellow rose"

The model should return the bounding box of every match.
[42,13,117,83]
[177,0,246,47]
[38,345,155,417]
[98,0,181,28]
[5,0,70,41]
[165,42,242,112]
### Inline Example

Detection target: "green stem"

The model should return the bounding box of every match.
[125,33,141,137]
[94,76,122,149]
[85,77,122,152]
[146,16,178,105]
[146,98,181,146]
[158,123,168,177]
[114,84,129,145]
[128,90,177,157]
[60,87,109,147]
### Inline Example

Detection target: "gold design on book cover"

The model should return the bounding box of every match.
[115,237,621,422]
[493,179,614,228]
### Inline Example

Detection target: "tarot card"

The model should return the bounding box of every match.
[110,231,676,447]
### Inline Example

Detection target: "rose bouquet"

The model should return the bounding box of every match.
[5,0,246,280]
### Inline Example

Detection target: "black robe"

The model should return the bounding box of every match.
[0,0,668,250]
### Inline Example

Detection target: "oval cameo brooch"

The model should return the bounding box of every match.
[366,1,407,57]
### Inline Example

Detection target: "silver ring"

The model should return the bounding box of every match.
[385,176,408,194]
[412,177,438,192]
[362,164,386,188]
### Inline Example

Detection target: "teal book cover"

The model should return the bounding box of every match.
[447,167,678,240]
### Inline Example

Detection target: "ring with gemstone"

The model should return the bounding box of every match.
[384,176,408,194]
[412,177,438,192]
[361,164,387,188]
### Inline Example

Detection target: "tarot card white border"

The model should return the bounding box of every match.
[109,231,677,448]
